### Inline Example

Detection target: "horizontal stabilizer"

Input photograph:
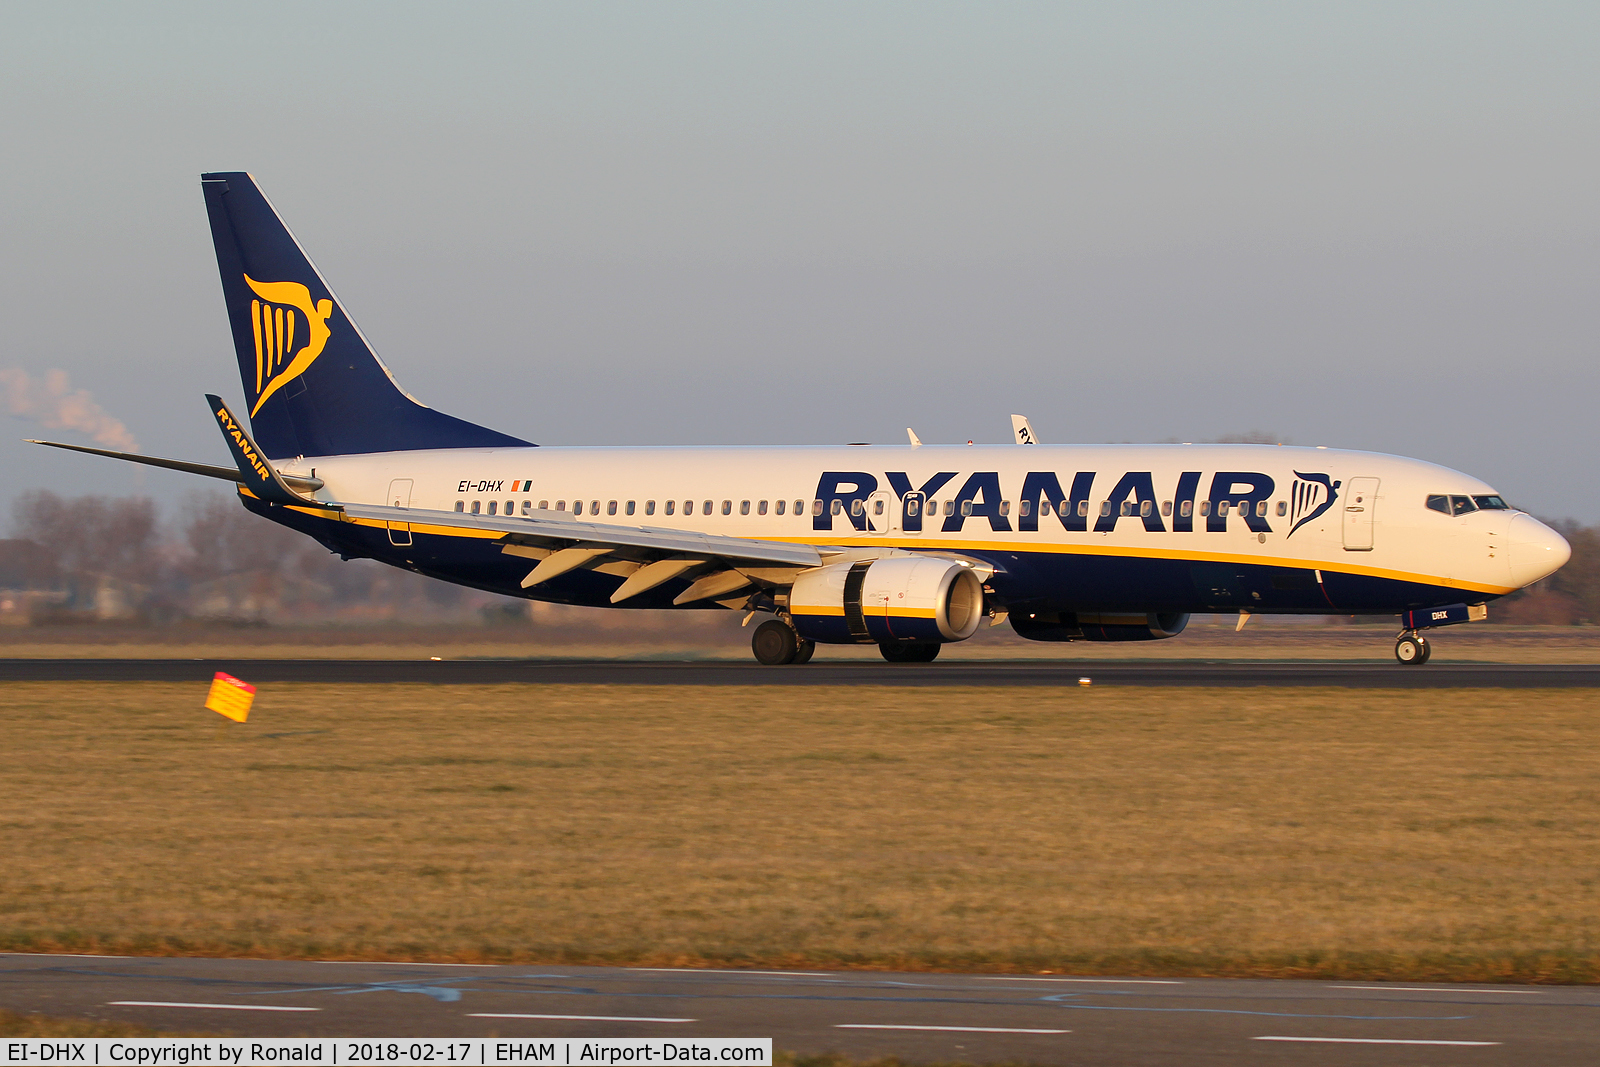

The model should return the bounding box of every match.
[206,394,317,506]
[27,439,324,492]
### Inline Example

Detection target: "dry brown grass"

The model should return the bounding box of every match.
[2,682,1598,982]
[0,1009,178,1037]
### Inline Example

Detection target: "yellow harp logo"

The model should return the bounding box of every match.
[245,275,334,416]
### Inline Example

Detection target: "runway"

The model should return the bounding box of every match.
[3,954,1595,1065]
[3,658,1600,686]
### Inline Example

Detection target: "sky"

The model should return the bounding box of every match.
[2,2,1597,521]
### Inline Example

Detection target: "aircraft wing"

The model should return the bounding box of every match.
[336,501,825,605]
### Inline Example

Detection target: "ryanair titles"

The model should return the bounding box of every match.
[814,470,1340,538]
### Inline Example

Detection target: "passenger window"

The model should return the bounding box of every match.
[1180,500,1192,518]
[999,500,1010,517]
[684,500,694,515]
[573,500,583,516]
[592,501,601,515]
[944,500,956,517]
[1162,500,1172,517]
[471,501,481,514]
[1140,500,1152,518]
[905,498,920,517]
[664,500,675,515]
[1019,500,1031,518]
[1075,500,1088,517]
[556,500,566,512]
[1119,501,1133,517]
[645,500,655,515]
[927,501,936,515]
[1256,501,1267,517]
[741,500,751,515]
[487,501,497,515]
[703,500,714,515]
[960,500,973,516]
[849,500,863,517]
[1199,500,1211,516]
[1219,500,1231,516]
[1275,500,1287,516]
[607,500,618,516]
[832,500,843,516]
[1100,501,1112,517]
[873,499,884,516]
[794,499,804,515]
[758,500,767,515]
[626,501,635,515]
[812,500,823,516]
[454,501,464,512]
[1451,495,1478,516]
[538,500,548,510]
[506,500,514,515]
[1473,495,1510,510]
[775,500,785,515]
[719,500,730,516]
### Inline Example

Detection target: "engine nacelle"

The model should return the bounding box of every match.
[788,557,986,645]
[1010,610,1190,642]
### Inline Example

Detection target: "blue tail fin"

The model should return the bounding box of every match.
[200,172,532,458]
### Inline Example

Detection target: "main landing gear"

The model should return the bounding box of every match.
[751,619,815,666]
[1395,631,1432,665]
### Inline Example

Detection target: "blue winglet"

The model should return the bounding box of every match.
[206,393,311,506]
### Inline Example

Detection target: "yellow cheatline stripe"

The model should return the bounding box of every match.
[274,507,1512,596]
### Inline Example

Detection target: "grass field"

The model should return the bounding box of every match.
[2,682,1598,983]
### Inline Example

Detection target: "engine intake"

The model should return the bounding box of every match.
[1010,610,1190,642]
[789,557,985,645]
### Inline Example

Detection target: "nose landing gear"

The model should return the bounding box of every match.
[1395,631,1431,665]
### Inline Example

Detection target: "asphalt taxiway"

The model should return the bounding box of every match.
[3,658,1600,686]
[3,954,1596,1065]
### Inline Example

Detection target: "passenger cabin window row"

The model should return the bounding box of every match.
[446,492,1315,527]
[1426,494,1509,516]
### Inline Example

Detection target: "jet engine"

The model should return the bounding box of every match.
[788,557,985,645]
[1010,610,1190,642]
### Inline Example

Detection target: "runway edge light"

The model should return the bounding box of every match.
[206,672,256,723]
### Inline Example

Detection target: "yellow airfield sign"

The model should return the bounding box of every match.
[205,671,256,722]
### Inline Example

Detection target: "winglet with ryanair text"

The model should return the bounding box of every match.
[206,394,322,507]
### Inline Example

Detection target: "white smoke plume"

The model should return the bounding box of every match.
[0,367,139,452]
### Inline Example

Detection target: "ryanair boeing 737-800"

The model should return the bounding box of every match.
[32,173,1572,665]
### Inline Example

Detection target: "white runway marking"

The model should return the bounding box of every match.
[837,1025,1070,1034]
[1332,985,1541,994]
[629,967,832,976]
[110,1001,318,1012]
[979,976,1182,984]
[470,1013,695,1023]
[1254,1036,1500,1046]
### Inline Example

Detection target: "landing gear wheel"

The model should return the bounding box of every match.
[880,642,940,663]
[1395,634,1431,665]
[752,619,799,665]
[792,638,816,664]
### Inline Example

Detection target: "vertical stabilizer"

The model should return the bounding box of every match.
[201,172,531,458]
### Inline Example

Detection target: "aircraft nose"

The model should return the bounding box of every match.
[1507,514,1571,589]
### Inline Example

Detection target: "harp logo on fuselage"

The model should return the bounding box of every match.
[244,275,334,417]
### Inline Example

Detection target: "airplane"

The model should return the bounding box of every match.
[30,172,1571,666]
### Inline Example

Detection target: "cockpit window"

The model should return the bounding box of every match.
[1473,495,1510,510]
[1450,495,1478,516]
[1425,495,1450,515]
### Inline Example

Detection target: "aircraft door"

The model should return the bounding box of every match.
[900,492,925,535]
[866,490,896,534]
[1342,477,1379,551]
[387,478,414,547]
